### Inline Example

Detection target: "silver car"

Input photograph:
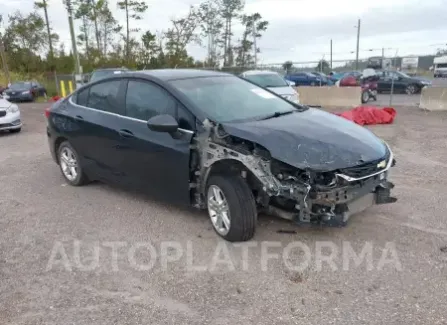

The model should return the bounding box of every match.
[0,97,22,133]
[240,70,300,103]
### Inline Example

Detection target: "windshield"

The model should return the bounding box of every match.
[171,76,305,123]
[10,82,31,90]
[90,70,126,82]
[396,71,411,78]
[243,73,288,88]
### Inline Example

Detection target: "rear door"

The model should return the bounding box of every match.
[72,79,128,181]
[116,78,195,205]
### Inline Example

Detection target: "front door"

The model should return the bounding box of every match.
[115,78,195,205]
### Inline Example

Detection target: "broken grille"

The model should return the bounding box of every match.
[339,150,390,179]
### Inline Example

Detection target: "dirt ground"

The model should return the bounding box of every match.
[1,102,446,325]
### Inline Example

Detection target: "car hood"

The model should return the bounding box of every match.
[266,86,296,96]
[221,108,387,172]
[0,98,12,109]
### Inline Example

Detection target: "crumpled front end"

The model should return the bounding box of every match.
[191,121,397,226]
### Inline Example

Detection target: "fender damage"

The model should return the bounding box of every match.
[189,113,397,226]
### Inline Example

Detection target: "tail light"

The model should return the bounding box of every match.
[44,107,51,118]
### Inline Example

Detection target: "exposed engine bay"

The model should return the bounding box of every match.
[189,120,397,226]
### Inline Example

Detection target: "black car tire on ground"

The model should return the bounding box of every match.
[206,174,257,242]
[405,84,418,95]
[9,128,21,133]
[57,141,89,186]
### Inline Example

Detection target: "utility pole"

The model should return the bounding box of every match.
[330,39,333,69]
[64,0,81,85]
[253,22,257,69]
[355,19,361,70]
[0,16,10,85]
[381,47,385,69]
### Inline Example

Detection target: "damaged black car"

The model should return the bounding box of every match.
[46,69,397,242]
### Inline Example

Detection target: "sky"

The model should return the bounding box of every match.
[1,0,447,66]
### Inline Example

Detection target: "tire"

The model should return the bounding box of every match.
[57,141,88,186]
[405,84,417,95]
[361,91,369,104]
[9,128,21,133]
[206,174,257,242]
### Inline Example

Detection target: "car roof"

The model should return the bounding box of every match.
[92,67,128,72]
[137,69,230,81]
[241,70,279,76]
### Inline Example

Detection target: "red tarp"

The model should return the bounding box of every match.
[335,106,396,125]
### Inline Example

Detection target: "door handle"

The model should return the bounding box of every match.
[118,129,134,138]
[75,115,84,121]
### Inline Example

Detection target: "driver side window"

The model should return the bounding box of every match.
[125,80,176,121]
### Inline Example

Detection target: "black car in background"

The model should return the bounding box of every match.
[4,81,47,102]
[46,69,396,241]
[376,70,431,94]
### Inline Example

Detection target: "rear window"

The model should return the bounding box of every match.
[436,63,447,68]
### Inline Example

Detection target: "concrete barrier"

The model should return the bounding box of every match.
[295,86,361,107]
[419,87,447,111]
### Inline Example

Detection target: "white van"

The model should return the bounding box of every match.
[433,56,447,78]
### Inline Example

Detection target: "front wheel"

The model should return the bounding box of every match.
[206,175,257,242]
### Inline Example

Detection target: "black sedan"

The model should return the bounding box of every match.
[3,81,47,102]
[46,69,397,242]
[377,70,431,94]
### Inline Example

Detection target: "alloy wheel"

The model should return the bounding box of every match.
[207,185,231,236]
[406,85,416,95]
[60,147,78,181]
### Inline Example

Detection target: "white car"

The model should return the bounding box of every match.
[240,70,300,104]
[0,97,22,133]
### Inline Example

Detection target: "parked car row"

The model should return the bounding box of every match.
[1,81,47,102]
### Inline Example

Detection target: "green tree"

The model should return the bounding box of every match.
[198,0,224,67]
[282,60,293,74]
[117,0,148,63]
[97,1,121,56]
[315,59,330,73]
[219,0,244,66]
[165,6,201,67]
[34,0,55,69]
[74,0,93,58]
[235,13,268,68]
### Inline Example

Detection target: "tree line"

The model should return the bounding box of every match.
[0,0,269,74]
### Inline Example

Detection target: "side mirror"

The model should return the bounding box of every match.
[286,80,295,86]
[147,114,179,133]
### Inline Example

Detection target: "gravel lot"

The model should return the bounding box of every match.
[1,102,447,325]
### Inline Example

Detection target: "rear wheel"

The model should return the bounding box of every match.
[206,175,257,242]
[57,141,88,186]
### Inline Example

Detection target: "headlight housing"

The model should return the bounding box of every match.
[6,104,19,113]
[22,91,30,95]
[282,93,300,104]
